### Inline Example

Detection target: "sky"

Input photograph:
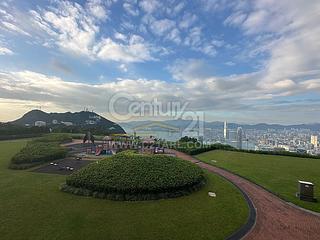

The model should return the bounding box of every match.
[0,0,320,124]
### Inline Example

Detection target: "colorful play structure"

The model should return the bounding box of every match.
[83,131,95,144]
[82,133,165,156]
[95,145,113,156]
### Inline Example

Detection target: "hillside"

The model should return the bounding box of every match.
[121,119,320,132]
[10,110,126,134]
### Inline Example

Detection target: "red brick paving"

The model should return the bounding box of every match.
[171,150,320,240]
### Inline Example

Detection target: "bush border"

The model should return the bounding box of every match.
[60,176,206,201]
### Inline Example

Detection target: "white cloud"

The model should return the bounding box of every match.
[165,28,181,44]
[119,63,128,72]
[179,13,197,29]
[172,2,185,15]
[1,0,320,123]
[224,11,247,26]
[1,68,320,123]
[0,46,13,55]
[1,21,31,36]
[184,27,202,47]
[25,0,156,63]
[123,2,139,16]
[201,0,228,12]
[139,0,160,14]
[168,59,213,82]
[114,32,127,41]
[94,37,155,62]
[150,19,176,36]
[182,27,222,56]
[201,45,217,56]
[225,0,320,94]
[225,61,235,66]
[86,0,108,20]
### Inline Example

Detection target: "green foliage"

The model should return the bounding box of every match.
[0,140,249,240]
[9,133,69,169]
[236,149,320,159]
[34,133,72,143]
[64,152,206,200]
[52,125,125,135]
[10,142,67,167]
[173,141,320,159]
[197,150,320,213]
[173,142,235,155]
[0,123,49,140]
[179,136,198,143]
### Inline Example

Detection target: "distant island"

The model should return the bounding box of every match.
[5,109,126,135]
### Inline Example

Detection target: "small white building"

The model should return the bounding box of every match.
[35,121,46,127]
[85,120,96,125]
[61,121,73,126]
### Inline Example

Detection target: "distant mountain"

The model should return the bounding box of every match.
[10,110,126,134]
[120,119,320,132]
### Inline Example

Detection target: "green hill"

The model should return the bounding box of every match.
[10,110,125,134]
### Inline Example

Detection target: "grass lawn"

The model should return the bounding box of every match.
[0,140,248,240]
[196,150,320,212]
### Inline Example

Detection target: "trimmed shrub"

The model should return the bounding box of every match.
[62,152,206,201]
[173,143,235,155]
[9,133,70,169]
[11,142,67,165]
[172,142,320,159]
[33,133,72,144]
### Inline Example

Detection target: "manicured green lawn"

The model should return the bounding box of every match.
[196,150,320,212]
[0,140,248,240]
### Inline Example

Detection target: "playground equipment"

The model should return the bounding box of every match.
[83,131,95,144]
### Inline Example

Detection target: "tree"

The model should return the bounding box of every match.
[179,136,198,143]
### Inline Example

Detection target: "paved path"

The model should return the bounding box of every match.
[171,150,320,240]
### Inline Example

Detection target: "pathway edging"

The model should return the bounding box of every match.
[171,150,320,240]
[195,160,320,218]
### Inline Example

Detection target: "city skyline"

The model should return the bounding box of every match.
[1,0,320,123]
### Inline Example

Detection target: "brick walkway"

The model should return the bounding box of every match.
[171,150,320,240]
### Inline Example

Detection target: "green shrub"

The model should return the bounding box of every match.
[11,142,67,164]
[63,153,206,201]
[173,143,235,155]
[173,141,320,159]
[34,133,72,143]
[9,133,71,169]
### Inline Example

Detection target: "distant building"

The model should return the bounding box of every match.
[35,121,46,127]
[223,121,229,140]
[89,115,101,120]
[85,120,96,125]
[311,135,318,148]
[61,121,73,126]
[237,127,243,149]
[52,119,58,124]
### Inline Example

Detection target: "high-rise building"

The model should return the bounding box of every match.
[223,121,229,140]
[311,135,318,148]
[237,127,243,149]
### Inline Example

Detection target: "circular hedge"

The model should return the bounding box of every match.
[61,152,206,201]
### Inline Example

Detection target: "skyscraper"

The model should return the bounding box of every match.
[237,127,243,149]
[311,135,318,148]
[224,121,229,140]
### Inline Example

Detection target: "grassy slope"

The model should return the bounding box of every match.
[0,140,248,240]
[197,150,320,212]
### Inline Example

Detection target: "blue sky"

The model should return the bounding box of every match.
[0,0,320,124]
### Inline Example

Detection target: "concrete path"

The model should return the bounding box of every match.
[171,150,320,240]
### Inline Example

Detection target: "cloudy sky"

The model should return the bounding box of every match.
[0,0,320,124]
